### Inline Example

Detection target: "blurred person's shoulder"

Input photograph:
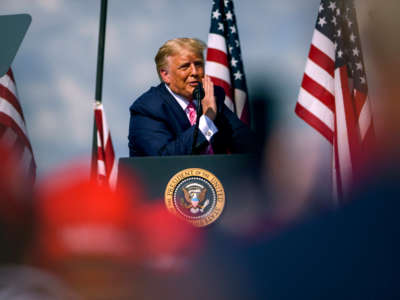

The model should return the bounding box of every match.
[0,265,81,300]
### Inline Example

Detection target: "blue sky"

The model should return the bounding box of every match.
[1,0,339,178]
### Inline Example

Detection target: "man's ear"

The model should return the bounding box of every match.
[160,69,170,84]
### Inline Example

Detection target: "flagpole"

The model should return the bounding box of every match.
[91,0,108,178]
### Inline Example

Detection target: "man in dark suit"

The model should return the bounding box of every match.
[128,38,254,156]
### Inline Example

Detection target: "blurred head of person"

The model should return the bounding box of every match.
[31,161,203,299]
[0,143,34,264]
[364,0,400,157]
[30,162,143,299]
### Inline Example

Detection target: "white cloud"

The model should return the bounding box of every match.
[36,0,62,13]
[78,19,99,40]
[31,108,59,141]
[56,75,92,145]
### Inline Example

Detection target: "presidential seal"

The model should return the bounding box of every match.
[164,168,225,227]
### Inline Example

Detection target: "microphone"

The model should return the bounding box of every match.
[191,81,204,154]
[192,81,205,101]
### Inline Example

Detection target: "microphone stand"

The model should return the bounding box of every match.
[191,82,204,154]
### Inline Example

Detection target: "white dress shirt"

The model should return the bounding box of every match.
[165,84,218,141]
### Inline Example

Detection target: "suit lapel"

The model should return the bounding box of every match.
[157,84,191,130]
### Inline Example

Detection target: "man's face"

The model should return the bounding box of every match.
[160,48,204,100]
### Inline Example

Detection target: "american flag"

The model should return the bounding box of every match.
[295,0,375,201]
[94,102,117,188]
[205,0,250,124]
[0,68,36,182]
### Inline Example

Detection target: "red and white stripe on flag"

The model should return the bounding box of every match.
[205,0,250,125]
[94,102,117,188]
[0,68,36,181]
[295,0,374,201]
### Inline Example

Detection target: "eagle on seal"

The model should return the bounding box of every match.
[181,187,207,211]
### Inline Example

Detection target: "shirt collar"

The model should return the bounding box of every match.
[164,83,195,111]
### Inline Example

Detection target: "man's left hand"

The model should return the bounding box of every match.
[201,75,217,121]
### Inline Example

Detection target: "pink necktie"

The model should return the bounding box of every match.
[186,101,197,126]
[186,101,213,154]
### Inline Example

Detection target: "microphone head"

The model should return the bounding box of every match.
[192,81,205,100]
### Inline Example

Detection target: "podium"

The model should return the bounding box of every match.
[118,154,259,228]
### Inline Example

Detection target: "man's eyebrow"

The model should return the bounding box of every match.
[177,59,203,69]
[178,62,190,68]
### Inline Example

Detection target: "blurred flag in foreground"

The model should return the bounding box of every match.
[0,68,35,182]
[93,102,117,188]
[295,0,375,201]
[205,0,250,124]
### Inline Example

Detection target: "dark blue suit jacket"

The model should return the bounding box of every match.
[128,83,254,156]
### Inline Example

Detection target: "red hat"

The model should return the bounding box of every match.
[33,163,143,264]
